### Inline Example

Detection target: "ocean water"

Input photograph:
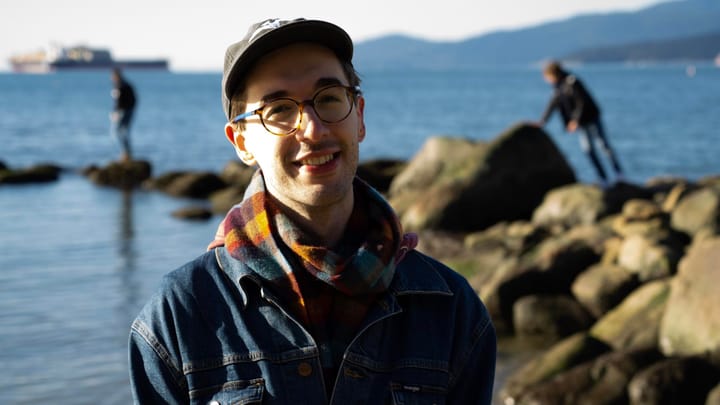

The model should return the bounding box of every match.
[1,65,719,404]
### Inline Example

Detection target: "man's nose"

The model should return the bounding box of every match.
[295,104,329,141]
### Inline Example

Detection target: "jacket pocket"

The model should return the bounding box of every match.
[389,382,447,405]
[189,378,264,405]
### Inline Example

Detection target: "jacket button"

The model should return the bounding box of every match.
[297,362,313,377]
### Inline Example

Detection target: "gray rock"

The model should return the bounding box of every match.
[532,183,606,228]
[209,186,246,215]
[482,224,607,329]
[658,181,699,213]
[617,235,681,282]
[612,199,671,240]
[671,187,720,236]
[0,163,62,184]
[513,294,593,339]
[590,279,671,352]
[706,383,720,405]
[84,160,151,189]
[628,357,720,405]
[356,158,406,193]
[219,161,256,188]
[571,263,639,318]
[171,206,213,221]
[500,332,611,404]
[517,349,661,405]
[146,171,227,198]
[659,237,720,358]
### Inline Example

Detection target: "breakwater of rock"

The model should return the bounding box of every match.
[3,123,720,404]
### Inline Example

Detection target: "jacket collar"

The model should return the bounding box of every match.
[214,246,453,308]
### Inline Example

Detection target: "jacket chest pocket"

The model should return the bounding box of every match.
[190,378,264,405]
[390,382,447,405]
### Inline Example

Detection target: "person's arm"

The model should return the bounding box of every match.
[129,319,189,404]
[447,318,497,404]
[538,92,559,127]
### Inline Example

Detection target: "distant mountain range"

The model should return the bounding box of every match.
[564,30,720,63]
[354,0,720,69]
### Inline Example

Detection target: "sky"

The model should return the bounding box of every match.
[1,0,664,72]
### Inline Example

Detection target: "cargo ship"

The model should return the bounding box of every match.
[9,45,169,73]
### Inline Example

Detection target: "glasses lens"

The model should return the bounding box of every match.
[258,86,355,136]
[260,99,299,135]
[314,86,353,123]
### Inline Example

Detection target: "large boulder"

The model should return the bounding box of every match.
[659,237,720,359]
[389,123,575,231]
[83,160,151,189]
[590,279,671,351]
[500,332,610,404]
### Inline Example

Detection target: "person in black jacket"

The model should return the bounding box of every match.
[110,68,137,162]
[537,61,624,185]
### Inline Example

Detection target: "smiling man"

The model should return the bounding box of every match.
[129,18,496,404]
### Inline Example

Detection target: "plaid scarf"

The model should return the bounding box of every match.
[218,171,412,387]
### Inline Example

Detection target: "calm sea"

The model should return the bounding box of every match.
[1,65,719,404]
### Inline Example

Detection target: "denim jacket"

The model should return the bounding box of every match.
[129,247,496,404]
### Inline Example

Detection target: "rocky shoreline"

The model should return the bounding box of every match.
[3,123,720,404]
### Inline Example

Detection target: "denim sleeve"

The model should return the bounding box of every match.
[129,319,188,404]
[448,316,497,404]
[447,284,497,404]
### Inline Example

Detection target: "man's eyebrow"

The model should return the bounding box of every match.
[315,77,344,88]
[260,90,289,103]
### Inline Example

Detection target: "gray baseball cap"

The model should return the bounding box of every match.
[221,18,354,121]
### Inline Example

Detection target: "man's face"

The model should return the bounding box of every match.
[226,43,366,214]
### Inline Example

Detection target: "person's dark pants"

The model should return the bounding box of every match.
[115,109,134,158]
[578,120,623,182]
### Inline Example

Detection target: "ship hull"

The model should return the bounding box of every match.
[49,60,169,71]
[9,45,169,73]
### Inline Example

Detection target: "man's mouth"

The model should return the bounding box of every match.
[298,153,336,166]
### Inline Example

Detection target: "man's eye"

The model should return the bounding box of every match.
[264,103,295,120]
[316,95,342,105]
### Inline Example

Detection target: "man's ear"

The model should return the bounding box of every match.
[224,123,256,166]
[356,96,366,142]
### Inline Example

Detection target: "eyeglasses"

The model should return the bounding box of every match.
[231,85,361,136]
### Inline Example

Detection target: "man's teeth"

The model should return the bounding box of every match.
[301,154,333,166]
